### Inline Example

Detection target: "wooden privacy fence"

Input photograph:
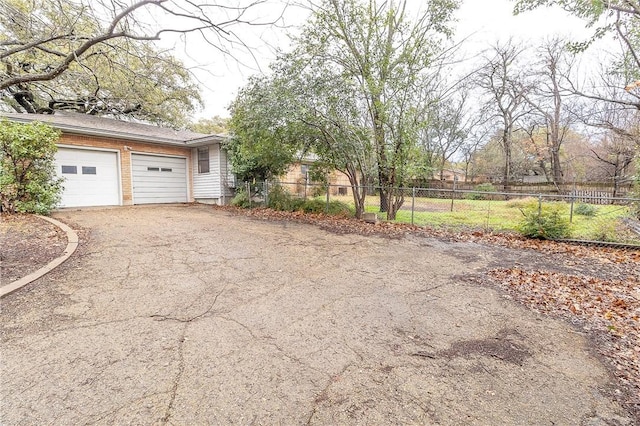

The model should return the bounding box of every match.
[423,180,634,198]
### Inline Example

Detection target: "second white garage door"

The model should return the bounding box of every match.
[131,154,188,204]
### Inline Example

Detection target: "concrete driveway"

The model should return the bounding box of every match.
[0,205,633,425]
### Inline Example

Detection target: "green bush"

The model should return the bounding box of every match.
[0,119,62,214]
[325,200,352,216]
[517,203,571,240]
[465,183,497,200]
[266,184,292,210]
[231,187,251,208]
[574,203,597,217]
[301,198,326,213]
[589,218,618,242]
[505,196,538,209]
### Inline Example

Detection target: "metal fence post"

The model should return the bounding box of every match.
[538,194,542,217]
[326,184,330,213]
[246,181,251,209]
[411,187,415,225]
[264,180,269,207]
[450,179,456,212]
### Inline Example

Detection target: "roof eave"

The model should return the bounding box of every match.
[185,134,229,146]
[5,115,189,146]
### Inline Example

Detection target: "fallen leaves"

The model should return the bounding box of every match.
[218,206,640,416]
[486,268,639,411]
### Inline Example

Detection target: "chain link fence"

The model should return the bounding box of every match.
[237,180,640,246]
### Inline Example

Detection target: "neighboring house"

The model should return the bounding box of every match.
[2,112,234,208]
[436,168,467,182]
[282,160,354,197]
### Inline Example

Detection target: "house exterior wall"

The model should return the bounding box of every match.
[193,144,221,201]
[58,133,192,205]
[192,144,235,204]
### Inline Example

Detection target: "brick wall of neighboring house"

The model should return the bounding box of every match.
[281,162,355,197]
[59,133,193,205]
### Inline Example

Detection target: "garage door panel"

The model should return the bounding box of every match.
[132,154,187,204]
[55,148,120,208]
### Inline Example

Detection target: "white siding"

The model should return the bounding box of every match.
[193,144,220,199]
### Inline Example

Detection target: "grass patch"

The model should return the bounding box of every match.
[348,195,636,242]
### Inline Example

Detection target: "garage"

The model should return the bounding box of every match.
[131,154,188,204]
[55,147,120,207]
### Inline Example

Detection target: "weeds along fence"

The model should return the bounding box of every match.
[240,180,640,247]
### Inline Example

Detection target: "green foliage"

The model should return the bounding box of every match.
[574,203,598,217]
[517,202,572,240]
[227,74,304,182]
[189,116,230,135]
[589,218,618,242]
[505,196,538,209]
[0,0,201,127]
[0,119,62,214]
[230,187,251,209]
[266,185,301,211]
[299,198,351,215]
[261,184,351,215]
[465,183,497,200]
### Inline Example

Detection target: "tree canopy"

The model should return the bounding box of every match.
[229,0,459,219]
[0,0,276,126]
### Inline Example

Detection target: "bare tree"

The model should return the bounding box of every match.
[520,37,580,186]
[476,41,531,191]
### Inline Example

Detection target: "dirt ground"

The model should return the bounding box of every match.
[0,204,637,425]
[0,213,67,285]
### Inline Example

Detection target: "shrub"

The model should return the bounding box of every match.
[299,198,351,215]
[325,200,352,216]
[465,183,496,200]
[505,197,538,209]
[589,218,618,242]
[517,203,571,240]
[266,184,294,210]
[574,203,597,217]
[0,119,62,214]
[301,198,326,213]
[231,187,251,208]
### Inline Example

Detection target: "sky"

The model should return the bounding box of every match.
[168,0,598,120]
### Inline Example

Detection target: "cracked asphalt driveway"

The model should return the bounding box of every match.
[0,205,634,425]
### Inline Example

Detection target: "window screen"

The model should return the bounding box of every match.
[198,147,210,174]
[61,165,77,174]
[82,166,97,175]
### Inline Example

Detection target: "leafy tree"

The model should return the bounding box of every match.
[0,119,62,214]
[0,0,278,126]
[227,74,304,183]
[228,51,375,217]
[296,0,459,220]
[190,116,230,135]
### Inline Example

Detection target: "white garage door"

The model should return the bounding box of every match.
[55,148,120,208]
[132,154,188,204]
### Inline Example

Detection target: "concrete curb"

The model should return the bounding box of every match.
[0,215,79,298]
